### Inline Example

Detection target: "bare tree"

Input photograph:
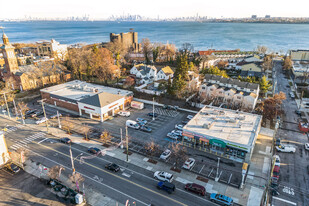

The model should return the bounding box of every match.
[106,41,127,67]
[48,165,65,180]
[141,38,153,64]
[169,143,187,169]
[62,116,74,134]
[69,172,84,192]
[100,130,112,145]
[80,125,91,140]
[145,140,159,160]
[17,101,28,117]
[262,55,273,72]
[283,56,293,70]
[256,45,268,55]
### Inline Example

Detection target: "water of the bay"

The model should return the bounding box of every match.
[1,21,309,52]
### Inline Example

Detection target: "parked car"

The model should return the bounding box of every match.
[59,137,72,144]
[273,155,280,166]
[126,120,140,129]
[136,118,147,125]
[163,105,171,110]
[154,171,173,182]
[105,163,120,172]
[182,120,189,124]
[157,181,175,194]
[118,110,130,117]
[160,149,171,160]
[210,193,233,206]
[140,125,152,133]
[175,124,184,131]
[36,117,48,124]
[184,183,206,196]
[182,158,195,170]
[275,138,281,146]
[276,144,296,153]
[187,115,194,120]
[166,133,180,140]
[295,110,301,115]
[171,130,182,136]
[25,109,36,116]
[290,92,295,98]
[50,113,62,119]
[88,147,101,154]
[31,111,43,118]
[6,163,20,174]
[305,143,309,151]
[272,165,280,179]
[148,112,158,117]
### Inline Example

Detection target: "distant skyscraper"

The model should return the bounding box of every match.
[251,15,257,19]
[265,15,271,18]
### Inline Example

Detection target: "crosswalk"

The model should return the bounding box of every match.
[9,132,46,151]
[154,108,179,117]
[4,124,25,133]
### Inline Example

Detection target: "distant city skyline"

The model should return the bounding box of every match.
[1,0,309,20]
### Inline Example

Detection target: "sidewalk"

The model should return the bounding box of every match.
[2,113,272,206]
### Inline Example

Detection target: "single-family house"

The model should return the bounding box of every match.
[130,64,157,84]
[157,66,174,80]
[240,63,263,78]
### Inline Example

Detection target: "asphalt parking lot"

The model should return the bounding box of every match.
[100,103,193,147]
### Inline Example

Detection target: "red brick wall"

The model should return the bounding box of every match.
[41,91,79,112]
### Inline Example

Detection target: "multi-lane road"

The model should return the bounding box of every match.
[1,117,219,206]
[271,60,309,206]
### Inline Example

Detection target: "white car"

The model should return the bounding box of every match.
[276,144,296,153]
[273,155,280,166]
[175,124,184,131]
[118,110,130,117]
[187,115,194,120]
[36,117,48,124]
[304,143,309,151]
[160,149,171,160]
[182,158,196,170]
[167,133,179,140]
[154,171,174,182]
[171,130,182,136]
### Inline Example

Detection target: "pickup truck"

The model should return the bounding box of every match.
[276,144,296,153]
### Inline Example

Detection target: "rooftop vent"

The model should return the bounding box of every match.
[238,116,245,120]
[228,118,236,123]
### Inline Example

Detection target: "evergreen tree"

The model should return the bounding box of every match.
[167,76,173,95]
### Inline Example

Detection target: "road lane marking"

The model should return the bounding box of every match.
[272,197,297,205]
[34,142,188,206]
[122,173,131,178]
[38,138,49,144]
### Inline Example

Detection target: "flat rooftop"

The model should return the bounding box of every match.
[183,106,261,147]
[40,80,133,102]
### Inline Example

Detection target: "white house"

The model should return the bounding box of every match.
[156,66,174,80]
[199,74,259,110]
[130,64,157,84]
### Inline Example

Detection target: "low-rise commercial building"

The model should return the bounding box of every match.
[40,80,133,122]
[182,105,261,163]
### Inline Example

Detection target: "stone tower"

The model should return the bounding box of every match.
[1,32,19,73]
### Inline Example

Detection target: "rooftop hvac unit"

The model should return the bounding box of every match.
[238,116,245,120]
[83,85,87,91]
[93,88,98,93]
[203,120,214,129]
[228,118,236,123]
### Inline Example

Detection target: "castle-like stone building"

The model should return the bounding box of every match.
[110,31,141,52]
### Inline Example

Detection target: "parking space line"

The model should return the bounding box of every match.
[272,197,297,205]
[38,138,49,144]
[199,165,205,173]
[228,174,233,184]
[208,168,214,177]
[218,171,222,179]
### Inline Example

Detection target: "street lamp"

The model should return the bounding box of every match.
[37,99,49,133]
[152,97,155,121]
[215,157,220,182]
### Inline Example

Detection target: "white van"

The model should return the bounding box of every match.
[126,120,140,129]
[118,110,130,117]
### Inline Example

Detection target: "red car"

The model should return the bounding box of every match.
[272,165,280,179]
[184,183,206,196]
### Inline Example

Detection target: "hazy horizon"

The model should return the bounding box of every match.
[1,0,309,20]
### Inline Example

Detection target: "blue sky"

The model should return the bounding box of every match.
[1,0,308,19]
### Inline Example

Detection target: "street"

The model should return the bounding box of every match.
[0,117,219,206]
[271,60,309,206]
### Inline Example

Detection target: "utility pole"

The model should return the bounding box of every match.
[215,157,220,181]
[57,110,61,128]
[20,109,25,124]
[126,125,129,162]
[152,97,155,121]
[12,98,18,119]
[70,145,75,174]
[38,99,48,133]
[3,93,11,119]
[120,128,123,149]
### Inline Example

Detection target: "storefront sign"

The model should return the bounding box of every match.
[84,106,95,111]
[209,139,226,148]
[226,143,248,151]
